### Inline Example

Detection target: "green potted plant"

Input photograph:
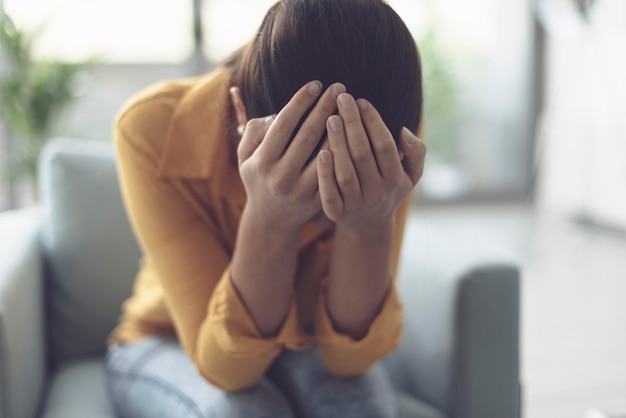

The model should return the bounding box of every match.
[0,14,95,200]
[418,28,458,160]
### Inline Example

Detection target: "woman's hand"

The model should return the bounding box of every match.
[317,93,426,233]
[237,80,346,231]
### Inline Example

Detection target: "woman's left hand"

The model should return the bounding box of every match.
[317,93,426,232]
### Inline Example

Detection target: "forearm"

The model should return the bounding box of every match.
[230,207,300,338]
[326,219,395,340]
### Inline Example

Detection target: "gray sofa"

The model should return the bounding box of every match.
[0,139,521,418]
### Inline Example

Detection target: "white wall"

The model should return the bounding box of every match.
[536,0,626,228]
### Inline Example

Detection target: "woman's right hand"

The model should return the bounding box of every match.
[237,80,346,231]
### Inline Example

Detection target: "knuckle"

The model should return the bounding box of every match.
[323,205,343,221]
[245,118,261,131]
[240,160,262,183]
[337,171,356,186]
[295,131,319,150]
[351,149,370,164]
[322,193,340,208]
[269,176,289,195]
[272,118,290,135]
[238,160,251,176]
[254,153,271,172]
[373,137,396,155]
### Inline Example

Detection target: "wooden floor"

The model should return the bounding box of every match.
[412,203,626,418]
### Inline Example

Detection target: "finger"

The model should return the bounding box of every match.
[356,99,403,183]
[398,127,427,186]
[237,116,273,165]
[299,155,320,198]
[258,80,323,162]
[327,115,361,204]
[237,116,274,167]
[317,150,343,221]
[282,83,346,175]
[337,93,380,190]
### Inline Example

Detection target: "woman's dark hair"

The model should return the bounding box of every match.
[224,0,422,143]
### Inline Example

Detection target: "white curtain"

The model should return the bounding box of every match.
[535,0,626,228]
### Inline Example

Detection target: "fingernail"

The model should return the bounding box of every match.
[264,115,274,125]
[308,81,322,96]
[338,93,352,109]
[319,150,331,163]
[356,98,368,111]
[403,127,415,144]
[332,83,346,100]
[328,116,342,132]
[229,86,238,94]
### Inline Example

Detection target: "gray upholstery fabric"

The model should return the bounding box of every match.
[0,209,46,418]
[454,267,520,418]
[384,220,520,418]
[40,359,116,418]
[39,139,141,366]
[0,139,520,418]
[397,392,447,418]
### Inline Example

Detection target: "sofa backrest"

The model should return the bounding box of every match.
[39,139,141,366]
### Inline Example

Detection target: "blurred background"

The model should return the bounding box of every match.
[0,0,625,417]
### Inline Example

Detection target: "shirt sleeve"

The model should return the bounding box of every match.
[114,105,304,392]
[314,194,413,377]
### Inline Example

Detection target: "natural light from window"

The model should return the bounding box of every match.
[1,0,532,201]
[4,0,193,63]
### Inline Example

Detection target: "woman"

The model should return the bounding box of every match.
[104,0,425,417]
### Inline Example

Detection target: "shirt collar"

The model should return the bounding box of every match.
[157,67,245,206]
[158,67,233,179]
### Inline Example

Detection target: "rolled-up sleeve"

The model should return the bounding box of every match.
[198,265,307,391]
[115,103,304,392]
[314,195,413,377]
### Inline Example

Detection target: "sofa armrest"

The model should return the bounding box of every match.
[384,216,520,418]
[453,264,520,418]
[0,209,46,418]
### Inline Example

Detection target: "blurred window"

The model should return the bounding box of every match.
[390,0,533,201]
[4,0,193,63]
[201,0,277,62]
[0,0,534,210]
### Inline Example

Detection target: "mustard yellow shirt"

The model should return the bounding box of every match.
[107,67,411,392]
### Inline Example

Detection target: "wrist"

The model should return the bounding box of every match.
[336,217,395,241]
[242,205,302,238]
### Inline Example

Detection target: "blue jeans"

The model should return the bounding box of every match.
[104,335,399,418]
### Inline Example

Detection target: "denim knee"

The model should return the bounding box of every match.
[104,337,296,418]
[308,363,399,418]
[209,378,297,418]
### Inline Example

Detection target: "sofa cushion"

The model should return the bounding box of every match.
[397,391,447,418]
[39,139,141,366]
[41,358,117,418]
